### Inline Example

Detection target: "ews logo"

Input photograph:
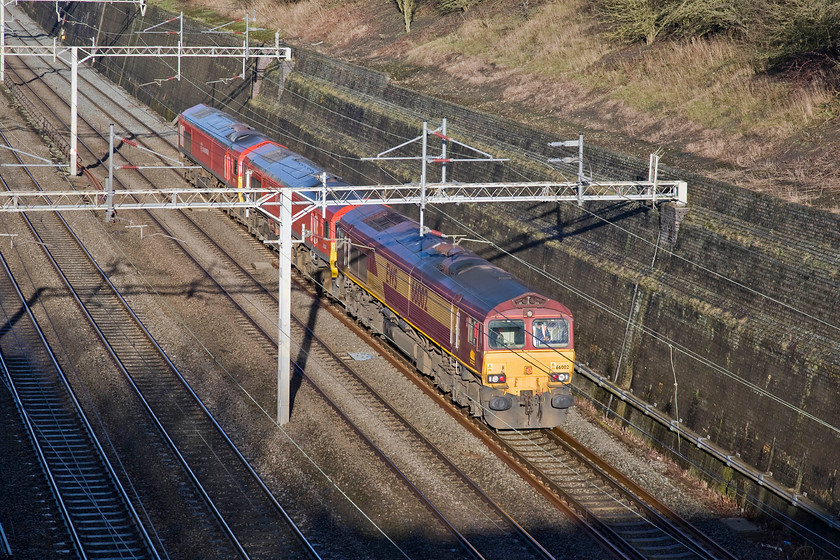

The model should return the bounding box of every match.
[410,282,428,311]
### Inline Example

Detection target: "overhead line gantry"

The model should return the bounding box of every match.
[0,180,687,213]
[0,0,686,425]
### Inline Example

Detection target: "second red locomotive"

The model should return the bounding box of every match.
[178,103,575,429]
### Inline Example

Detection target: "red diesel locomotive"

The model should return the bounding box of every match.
[178,103,575,429]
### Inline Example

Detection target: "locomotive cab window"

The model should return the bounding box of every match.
[488,320,525,350]
[532,319,569,348]
[467,317,479,346]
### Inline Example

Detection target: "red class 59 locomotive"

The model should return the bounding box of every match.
[178,103,575,429]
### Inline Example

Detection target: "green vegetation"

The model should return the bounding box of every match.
[420,0,840,77]
[762,0,840,69]
[178,0,840,204]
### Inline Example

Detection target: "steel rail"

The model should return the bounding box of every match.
[0,129,159,560]
[17,178,317,559]
[285,275,555,559]
[0,259,153,560]
[289,364,487,560]
[0,352,88,559]
[0,520,10,557]
[573,362,839,531]
[342,327,737,560]
[297,276,636,560]
[20,166,314,558]
[552,428,739,559]
[498,428,740,559]
[283,267,741,560]
[110,204,554,560]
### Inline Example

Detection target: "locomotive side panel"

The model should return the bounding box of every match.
[179,116,223,182]
[179,105,244,186]
[376,253,412,319]
[330,205,575,427]
[406,272,458,357]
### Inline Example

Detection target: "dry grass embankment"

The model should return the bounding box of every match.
[174,0,840,208]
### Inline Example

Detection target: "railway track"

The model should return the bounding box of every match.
[108,217,563,558]
[0,371,68,558]
[289,291,556,559]
[0,247,156,558]
[1,8,745,558]
[295,265,742,560]
[495,429,739,560]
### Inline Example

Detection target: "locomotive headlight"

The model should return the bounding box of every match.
[487,374,506,384]
[550,372,569,382]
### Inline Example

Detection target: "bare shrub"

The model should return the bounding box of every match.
[437,0,484,14]
[599,0,662,44]
[599,0,749,44]
[762,0,840,73]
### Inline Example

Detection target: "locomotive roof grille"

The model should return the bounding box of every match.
[278,157,320,180]
[258,146,292,164]
[190,107,215,120]
[206,114,237,131]
[440,257,490,277]
[364,211,411,232]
